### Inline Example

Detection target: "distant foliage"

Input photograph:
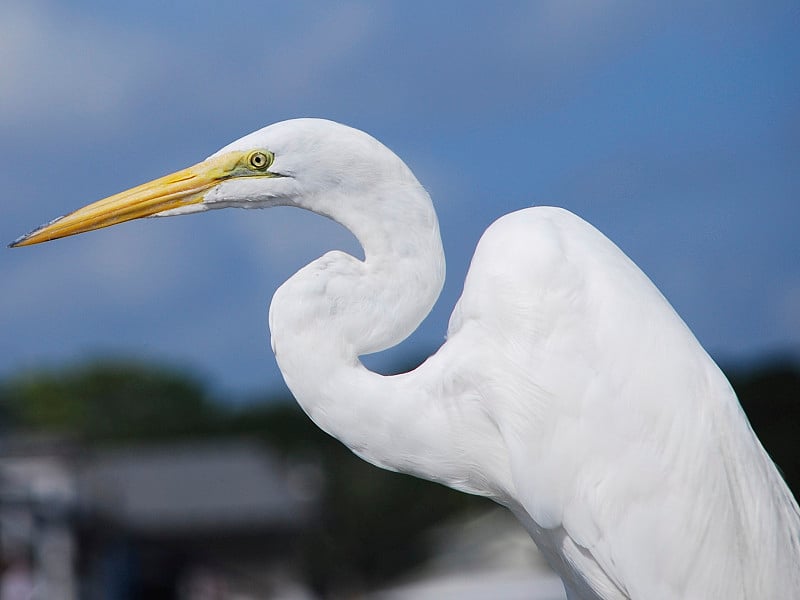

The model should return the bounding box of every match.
[729,360,800,500]
[0,359,215,442]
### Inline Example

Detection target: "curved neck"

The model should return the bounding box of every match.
[268,183,511,500]
[269,180,443,400]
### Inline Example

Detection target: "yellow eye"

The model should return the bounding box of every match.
[247,151,273,170]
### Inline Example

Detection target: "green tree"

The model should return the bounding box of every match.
[0,359,216,442]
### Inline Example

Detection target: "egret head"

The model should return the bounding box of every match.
[10,118,411,247]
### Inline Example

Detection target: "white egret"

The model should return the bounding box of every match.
[12,119,800,599]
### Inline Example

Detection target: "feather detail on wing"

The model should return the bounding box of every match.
[445,206,800,599]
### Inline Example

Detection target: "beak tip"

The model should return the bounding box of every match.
[9,234,29,248]
[9,215,68,248]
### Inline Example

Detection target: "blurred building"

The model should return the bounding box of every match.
[0,434,77,600]
[0,435,319,600]
[370,508,565,600]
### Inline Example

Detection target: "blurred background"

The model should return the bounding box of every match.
[1,1,798,598]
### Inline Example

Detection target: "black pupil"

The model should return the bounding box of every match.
[253,154,264,166]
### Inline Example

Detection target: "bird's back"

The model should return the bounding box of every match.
[445,206,800,599]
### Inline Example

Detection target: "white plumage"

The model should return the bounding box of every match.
[13,119,800,599]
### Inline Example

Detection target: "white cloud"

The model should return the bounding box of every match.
[1,224,185,320]
[257,2,385,104]
[0,0,166,132]
[0,1,391,140]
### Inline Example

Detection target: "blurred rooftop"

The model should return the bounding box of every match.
[80,440,311,534]
[0,435,320,599]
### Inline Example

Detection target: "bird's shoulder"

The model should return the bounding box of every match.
[447,206,645,338]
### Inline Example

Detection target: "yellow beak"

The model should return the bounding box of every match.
[10,151,249,248]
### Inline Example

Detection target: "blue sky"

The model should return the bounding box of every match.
[2,1,798,398]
